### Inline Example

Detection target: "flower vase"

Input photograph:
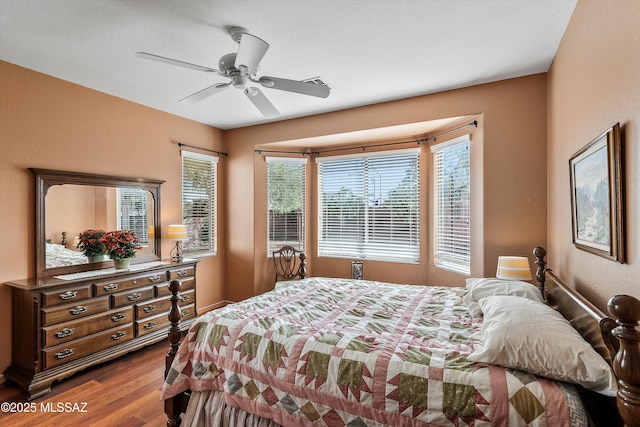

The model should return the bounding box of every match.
[113,258,131,270]
[87,255,105,263]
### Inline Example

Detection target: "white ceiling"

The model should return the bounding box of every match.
[0,0,577,131]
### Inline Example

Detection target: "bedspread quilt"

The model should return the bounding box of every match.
[161,278,585,427]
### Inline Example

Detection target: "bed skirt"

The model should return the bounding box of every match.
[184,390,283,427]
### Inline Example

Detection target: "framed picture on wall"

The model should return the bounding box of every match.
[569,122,624,262]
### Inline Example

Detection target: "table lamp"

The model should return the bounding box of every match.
[496,256,532,280]
[167,224,188,262]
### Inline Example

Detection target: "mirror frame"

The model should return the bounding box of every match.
[32,168,164,278]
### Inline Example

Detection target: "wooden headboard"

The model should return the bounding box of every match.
[533,246,640,427]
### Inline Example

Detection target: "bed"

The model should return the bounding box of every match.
[161,247,640,427]
[45,242,89,268]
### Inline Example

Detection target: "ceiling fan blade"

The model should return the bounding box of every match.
[135,52,222,75]
[234,33,269,74]
[179,82,231,104]
[258,76,330,98]
[244,87,279,118]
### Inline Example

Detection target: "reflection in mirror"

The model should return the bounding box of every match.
[32,168,164,278]
[45,185,155,269]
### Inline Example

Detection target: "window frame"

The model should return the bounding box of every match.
[316,148,420,264]
[266,156,307,255]
[181,150,218,258]
[431,135,471,274]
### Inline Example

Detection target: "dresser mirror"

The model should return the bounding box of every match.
[32,168,164,278]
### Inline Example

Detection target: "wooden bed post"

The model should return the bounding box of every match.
[165,279,183,427]
[608,295,640,427]
[533,246,547,297]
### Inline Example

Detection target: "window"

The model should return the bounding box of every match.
[182,151,218,257]
[266,157,306,253]
[317,149,420,263]
[117,188,150,246]
[432,135,470,274]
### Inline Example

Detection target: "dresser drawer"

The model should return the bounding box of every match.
[93,278,136,297]
[136,290,195,320]
[42,307,134,347]
[156,277,195,297]
[41,285,92,308]
[110,286,154,308]
[180,304,196,321]
[136,303,196,337]
[43,323,134,369]
[42,297,110,327]
[134,272,167,287]
[176,289,195,306]
[93,271,166,297]
[168,267,194,281]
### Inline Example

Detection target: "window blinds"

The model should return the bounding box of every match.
[316,149,420,263]
[431,136,470,274]
[266,157,306,253]
[182,151,218,256]
[117,188,149,244]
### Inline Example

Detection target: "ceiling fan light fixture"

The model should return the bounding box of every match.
[246,87,259,97]
[218,53,237,73]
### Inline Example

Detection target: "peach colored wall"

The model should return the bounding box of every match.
[226,74,548,301]
[0,61,227,381]
[547,0,640,310]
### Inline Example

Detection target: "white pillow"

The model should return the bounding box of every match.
[468,295,617,396]
[464,277,544,317]
[46,242,66,253]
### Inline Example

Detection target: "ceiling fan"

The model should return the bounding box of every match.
[135,27,330,118]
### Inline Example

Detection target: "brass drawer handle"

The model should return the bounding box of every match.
[127,293,142,301]
[182,310,191,317]
[104,283,118,292]
[55,348,74,359]
[70,306,88,315]
[59,291,77,300]
[111,313,126,322]
[143,322,156,330]
[143,305,156,313]
[149,275,162,282]
[177,270,188,277]
[54,328,75,338]
[180,295,191,302]
[111,331,127,340]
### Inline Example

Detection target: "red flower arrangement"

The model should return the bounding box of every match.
[77,229,106,258]
[101,230,142,260]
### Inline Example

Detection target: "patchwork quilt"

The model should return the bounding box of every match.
[161,278,586,427]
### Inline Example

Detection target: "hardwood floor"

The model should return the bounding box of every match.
[0,339,169,427]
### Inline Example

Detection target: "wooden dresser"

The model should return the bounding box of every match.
[3,259,198,399]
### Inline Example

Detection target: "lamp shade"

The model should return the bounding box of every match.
[166,224,188,241]
[496,256,532,280]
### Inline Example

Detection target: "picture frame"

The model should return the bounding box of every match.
[569,123,624,262]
